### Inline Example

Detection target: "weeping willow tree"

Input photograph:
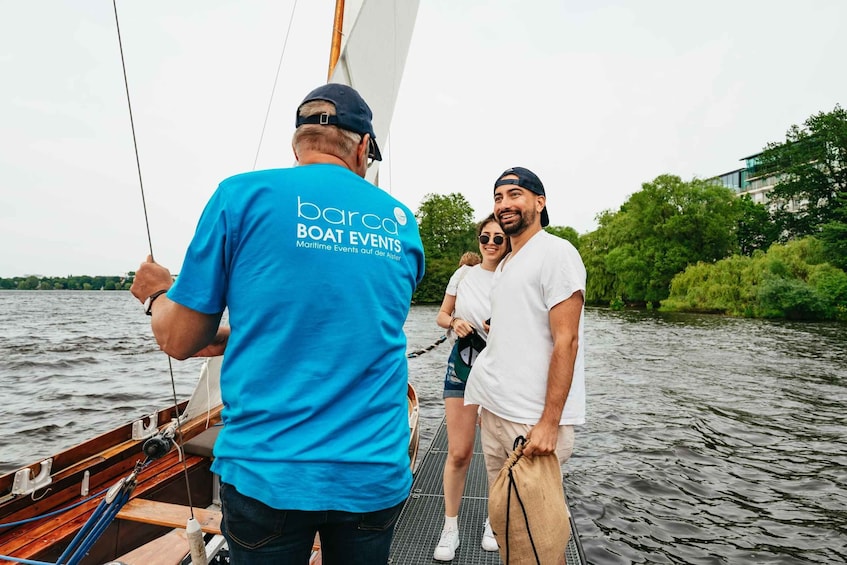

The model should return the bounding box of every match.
[581,174,741,305]
[663,238,847,320]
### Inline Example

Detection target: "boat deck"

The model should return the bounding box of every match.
[389,418,584,564]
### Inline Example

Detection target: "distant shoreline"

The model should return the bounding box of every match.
[0,275,132,291]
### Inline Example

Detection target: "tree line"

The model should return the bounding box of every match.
[414,105,847,321]
[0,275,132,290]
[5,106,845,320]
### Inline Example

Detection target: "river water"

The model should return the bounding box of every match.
[1,291,845,564]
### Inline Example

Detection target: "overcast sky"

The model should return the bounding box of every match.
[2,0,846,277]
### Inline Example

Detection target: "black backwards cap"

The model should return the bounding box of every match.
[295,83,382,162]
[494,166,549,227]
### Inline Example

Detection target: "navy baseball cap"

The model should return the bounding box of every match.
[494,167,549,227]
[295,83,382,162]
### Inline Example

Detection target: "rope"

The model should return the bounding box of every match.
[0,489,108,529]
[0,456,156,565]
[111,0,152,260]
[252,0,298,170]
[56,470,137,565]
[0,555,53,565]
[111,0,197,520]
[406,334,447,358]
[504,436,542,565]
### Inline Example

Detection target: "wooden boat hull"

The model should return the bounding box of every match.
[407,382,421,470]
[0,383,420,565]
[0,401,220,564]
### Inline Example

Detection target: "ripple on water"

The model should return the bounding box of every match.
[571,308,847,564]
[2,296,846,563]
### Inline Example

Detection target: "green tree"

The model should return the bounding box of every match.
[819,220,847,270]
[664,237,847,320]
[580,212,624,305]
[735,195,779,256]
[758,105,847,244]
[17,276,39,290]
[413,256,458,303]
[545,225,580,249]
[412,193,476,303]
[583,175,740,305]
[416,193,476,260]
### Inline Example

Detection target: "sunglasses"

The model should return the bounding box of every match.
[478,234,505,245]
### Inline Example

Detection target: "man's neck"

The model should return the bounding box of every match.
[297,153,350,169]
[508,224,543,256]
[297,152,367,178]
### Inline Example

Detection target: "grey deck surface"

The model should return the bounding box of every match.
[389,419,585,564]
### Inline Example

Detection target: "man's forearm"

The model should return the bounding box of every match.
[539,335,577,425]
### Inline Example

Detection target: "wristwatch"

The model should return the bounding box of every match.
[143,289,169,316]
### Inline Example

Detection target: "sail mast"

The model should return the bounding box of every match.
[325,0,420,185]
[328,0,345,79]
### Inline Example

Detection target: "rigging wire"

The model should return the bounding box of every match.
[111,0,196,518]
[252,0,300,171]
[112,0,153,260]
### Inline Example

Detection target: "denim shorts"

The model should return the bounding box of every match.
[443,342,466,399]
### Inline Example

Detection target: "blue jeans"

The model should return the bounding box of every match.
[220,482,404,565]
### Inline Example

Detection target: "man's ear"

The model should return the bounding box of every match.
[358,134,370,167]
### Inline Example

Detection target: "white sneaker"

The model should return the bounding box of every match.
[481,517,498,551]
[433,527,460,561]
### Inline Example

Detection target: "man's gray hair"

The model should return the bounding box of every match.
[293,100,362,158]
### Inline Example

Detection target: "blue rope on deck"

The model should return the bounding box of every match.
[57,468,138,565]
[0,555,54,565]
[0,491,107,530]
[0,461,148,565]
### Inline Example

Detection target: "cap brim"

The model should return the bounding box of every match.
[369,137,382,162]
[458,332,486,366]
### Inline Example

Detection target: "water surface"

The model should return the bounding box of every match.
[2,292,845,563]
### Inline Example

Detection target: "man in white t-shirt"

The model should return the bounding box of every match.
[464,167,586,496]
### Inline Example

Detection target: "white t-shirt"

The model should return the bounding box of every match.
[446,264,495,341]
[464,230,586,425]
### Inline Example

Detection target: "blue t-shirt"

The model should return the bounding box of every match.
[169,164,425,512]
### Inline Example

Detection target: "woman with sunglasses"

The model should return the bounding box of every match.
[432,213,510,561]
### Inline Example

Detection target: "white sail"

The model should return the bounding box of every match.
[330,0,421,185]
[182,355,223,423]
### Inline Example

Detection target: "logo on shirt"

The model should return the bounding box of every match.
[394,207,408,226]
[296,196,403,258]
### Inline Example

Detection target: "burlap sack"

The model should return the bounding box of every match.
[488,436,570,564]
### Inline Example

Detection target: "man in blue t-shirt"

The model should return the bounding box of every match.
[131,83,425,565]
